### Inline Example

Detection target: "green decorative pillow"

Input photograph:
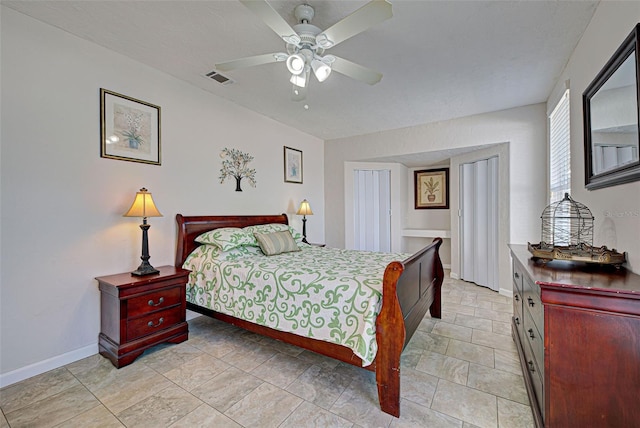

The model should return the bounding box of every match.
[244,223,303,244]
[195,227,254,251]
[253,230,301,256]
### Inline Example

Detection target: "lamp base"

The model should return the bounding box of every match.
[131,261,160,276]
[131,221,159,276]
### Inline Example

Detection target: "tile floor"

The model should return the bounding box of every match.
[0,277,534,428]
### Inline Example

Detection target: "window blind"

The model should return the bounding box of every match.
[549,89,571,203]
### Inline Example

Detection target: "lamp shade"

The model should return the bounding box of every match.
[311,59,332,82]
[123,188,162,218]
[296,199,313,216]
[290,71,308,88]
[286,54,305,75]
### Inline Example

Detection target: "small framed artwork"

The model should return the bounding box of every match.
[100,88,161,165]
[284,146,303,183]
[415,168,449,209]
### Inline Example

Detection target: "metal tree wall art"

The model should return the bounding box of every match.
[219,148,257,191]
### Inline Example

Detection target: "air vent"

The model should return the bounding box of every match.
[205,70,233,85]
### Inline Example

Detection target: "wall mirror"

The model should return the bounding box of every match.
[584,23,640,190]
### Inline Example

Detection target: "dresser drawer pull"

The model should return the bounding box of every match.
[147,317,164,328]
[514,317,520,325]
[528,328,535,339]
[528,360,535,373]
[514,294,520,302]
[527,297,535,307]
[148,297,164,307]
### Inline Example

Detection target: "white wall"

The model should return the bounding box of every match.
[0,7,324,384]
[547,1,640,273]
[325,104,548,292]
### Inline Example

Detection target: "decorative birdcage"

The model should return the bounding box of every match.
[528,193,626,266]
[540,193,593,249]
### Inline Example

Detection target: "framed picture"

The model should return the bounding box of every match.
[100,88,161,165]
[415,168,449,209]
[284,146,303,183]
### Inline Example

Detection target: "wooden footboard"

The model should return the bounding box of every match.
[375,237,444,416]
[175,214,444,417]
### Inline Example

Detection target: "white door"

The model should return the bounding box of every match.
[353,169,391,252]
[461,157,499,291]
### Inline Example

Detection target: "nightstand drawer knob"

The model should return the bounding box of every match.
[148,297,164,307]
[147,317,164,328]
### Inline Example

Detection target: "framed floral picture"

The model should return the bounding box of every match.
[100,89,161,165]
[415,168,449,209]
[284,146,303,183]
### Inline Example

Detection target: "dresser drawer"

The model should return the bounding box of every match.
[126,306,183,341]
[127,287,182,319]
[512,260,524,293]
[513,292,524,338]
[524,347,544,419]
[524,309,544,373]
[522,277,543,336]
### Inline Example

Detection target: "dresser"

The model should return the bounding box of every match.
[96,266,190,368]
[510,245,640,427]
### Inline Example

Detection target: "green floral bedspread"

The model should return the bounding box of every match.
[183,244,409,365]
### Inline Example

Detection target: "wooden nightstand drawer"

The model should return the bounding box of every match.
[126,306,182,341]
[128,287,182,318]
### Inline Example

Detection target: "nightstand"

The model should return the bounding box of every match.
[96,266,190,368]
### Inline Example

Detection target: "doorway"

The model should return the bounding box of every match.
[353,169,391,252]
[460,157,499,291]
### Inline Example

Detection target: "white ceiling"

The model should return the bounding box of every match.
[4,0,598,147]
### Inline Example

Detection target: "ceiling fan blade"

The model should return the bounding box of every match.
[331,56,383,85]
[318,0,392,48]
[215,53,283,72]
[239,0,298,41]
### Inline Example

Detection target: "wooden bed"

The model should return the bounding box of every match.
[175,213,444,417]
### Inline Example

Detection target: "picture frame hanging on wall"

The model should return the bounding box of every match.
[415,168,449,209]
[284,146,303,183]
[100,88,161,165]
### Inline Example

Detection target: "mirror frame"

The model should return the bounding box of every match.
[583,23,640,190]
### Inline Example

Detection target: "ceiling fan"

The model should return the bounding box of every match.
[215,0,393,100]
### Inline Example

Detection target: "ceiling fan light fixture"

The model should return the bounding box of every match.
[315,33,334,49]
[311,59,331,82]
[283,34,301,46]
[290,72,307,88]
[273,52,288,62]
[286,54,305,75]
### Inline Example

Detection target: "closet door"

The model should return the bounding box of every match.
[353,169,391,252]
[460,157,499,291]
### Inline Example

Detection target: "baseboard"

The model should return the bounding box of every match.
[500,288,513,299]
[0,343,98,388]
[449,272,459,279]
[443,263,451,270]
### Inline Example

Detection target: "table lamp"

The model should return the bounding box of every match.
[123,187,162,276]
[296,199,313,243]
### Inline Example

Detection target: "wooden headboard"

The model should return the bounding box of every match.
[175,214,289,267]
